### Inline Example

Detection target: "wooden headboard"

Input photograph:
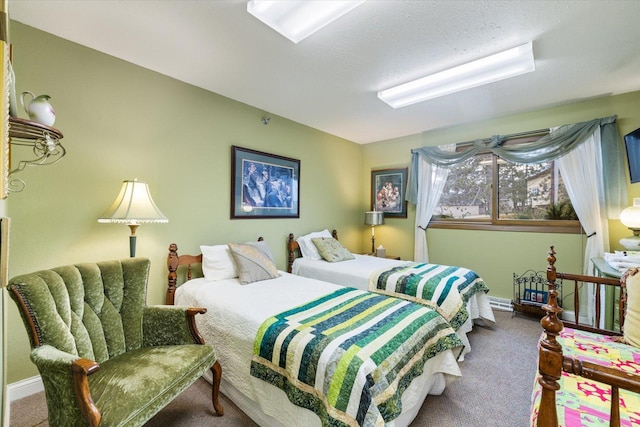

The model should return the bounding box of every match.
[166,238,264,305]
[287,229,338,273]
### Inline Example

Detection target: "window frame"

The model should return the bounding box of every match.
[428,134,583,234]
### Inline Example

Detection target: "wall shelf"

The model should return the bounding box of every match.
[8,116,65,192]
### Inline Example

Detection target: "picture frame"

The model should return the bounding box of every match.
[231,146,300,219]
[371,168,407,218]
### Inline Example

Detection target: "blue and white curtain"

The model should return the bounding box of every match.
[406,115,627,323]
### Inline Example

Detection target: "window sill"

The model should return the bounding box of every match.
[427,220,583,234]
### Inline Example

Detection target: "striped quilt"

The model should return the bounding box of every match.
[250,287,463,427]
[368,263,489,331]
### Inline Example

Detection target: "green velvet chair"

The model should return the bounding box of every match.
[8,257,223,427]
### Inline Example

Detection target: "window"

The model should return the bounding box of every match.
[430,136,581,233]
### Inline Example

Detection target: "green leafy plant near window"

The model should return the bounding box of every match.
[544,201,578,220]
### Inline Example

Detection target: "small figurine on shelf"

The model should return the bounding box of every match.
[20,91,56,127]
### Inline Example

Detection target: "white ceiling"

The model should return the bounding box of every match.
[9,0,640,144]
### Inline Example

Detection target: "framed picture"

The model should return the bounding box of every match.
[231,146,300,219]
[371,168,407,218]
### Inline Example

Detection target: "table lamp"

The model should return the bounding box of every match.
[98,179,168,257]
[364,211,384,255]
[620,198,640,251]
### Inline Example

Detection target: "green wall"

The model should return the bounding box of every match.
[4,22,363,383]
[362,91,640,304]
[4,21,640,387]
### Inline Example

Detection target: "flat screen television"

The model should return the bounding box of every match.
[625,127,640,183]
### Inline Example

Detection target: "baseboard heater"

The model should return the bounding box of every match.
[489,296,513,311]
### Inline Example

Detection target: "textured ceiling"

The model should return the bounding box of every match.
[9,0,640,143]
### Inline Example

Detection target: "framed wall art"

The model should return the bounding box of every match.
[231,146,300,219]
[371,167,407,218]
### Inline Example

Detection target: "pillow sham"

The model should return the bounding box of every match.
[296,229,332,260]
[622,267,640,348]
[311,237,355,263]
[228,242,280,284]
[200,245,238,281]
[244,240,275,264]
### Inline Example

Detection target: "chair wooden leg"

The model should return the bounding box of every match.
[211,360,224,416]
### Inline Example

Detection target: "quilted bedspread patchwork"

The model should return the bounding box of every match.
[251,287,462,427]
[530,327,640,426]
[368,263,489,331]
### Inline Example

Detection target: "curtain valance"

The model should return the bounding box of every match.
[406,115,626,216]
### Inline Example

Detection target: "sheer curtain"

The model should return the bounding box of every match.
[406,115,627,322]
[407,116,626,213]
[412,144,455,262]
[556,126,608,325]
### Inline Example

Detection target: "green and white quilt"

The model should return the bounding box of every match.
[369,263,490,331]
[251,286,462,427]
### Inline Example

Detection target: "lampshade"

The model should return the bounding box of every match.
[619,198,640,250]
[98,179,168,257]
[98,180,168,225]
[364,211,384,226]
[364,211,384,254]
[247,0,365,43]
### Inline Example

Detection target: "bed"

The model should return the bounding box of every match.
[287,229,495,360]
[166,241,464,427]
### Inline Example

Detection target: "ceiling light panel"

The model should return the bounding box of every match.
[247,0,366,43]
[378,42,535,108]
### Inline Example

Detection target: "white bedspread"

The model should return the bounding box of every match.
[293,254,411,290]
[175,271,461,426]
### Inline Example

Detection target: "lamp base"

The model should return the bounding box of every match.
[620,235,640,251]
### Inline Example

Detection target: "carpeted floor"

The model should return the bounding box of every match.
[9,309,542,426]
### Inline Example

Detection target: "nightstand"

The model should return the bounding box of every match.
[591,257,622,330]
[362,253,401,260]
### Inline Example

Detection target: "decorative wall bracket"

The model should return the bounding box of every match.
[8,116,65,192]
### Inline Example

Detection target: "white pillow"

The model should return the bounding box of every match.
[296,229,332,260]
[200,245,238,281]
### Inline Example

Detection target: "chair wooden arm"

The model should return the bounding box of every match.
[186,307,207,344]
[71,358,101,427]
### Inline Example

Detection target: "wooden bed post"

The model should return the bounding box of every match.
[287,233,296,273]
[537,246,564,427]
[167,243,179,305]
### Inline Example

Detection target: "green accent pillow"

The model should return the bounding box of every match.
[227,242,280,284]
[311,237,355,263]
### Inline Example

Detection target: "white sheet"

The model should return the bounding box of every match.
[292,254,496,361]
[175,271,461,426]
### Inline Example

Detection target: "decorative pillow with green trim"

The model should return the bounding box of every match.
[296,229,332,259]
[311,237,355,263]
[227,242,280,284]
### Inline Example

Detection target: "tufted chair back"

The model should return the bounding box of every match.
[10,258,149,363]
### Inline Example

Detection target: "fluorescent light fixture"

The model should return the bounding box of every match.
[378,42,535,108]
[247,0,365,43]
